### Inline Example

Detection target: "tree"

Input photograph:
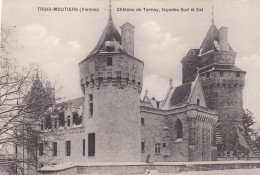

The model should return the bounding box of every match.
[242,109,255,136]
[0,25,63,175]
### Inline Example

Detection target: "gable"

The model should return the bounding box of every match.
[188,77,207,107]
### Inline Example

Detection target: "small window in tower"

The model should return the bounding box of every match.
[220,71,224,77]
[107,57,113,66]
[236,72,240,77]
[163,143,166,148]
[206,72,210,78]
[67,115,71,127]
[155,142,161,154]
[226,151,230,157]
[88,133,95,157]
[89,94,93,117]
[141,142,145,153]
[141,118,145,126]
[197,99,200,106]
[39,143,43,156]
[53,142,57,157]
[83,139,86,156]
[65,141,71,156]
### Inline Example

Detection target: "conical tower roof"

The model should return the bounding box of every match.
[199,24,219,54]
[87,1,122,57]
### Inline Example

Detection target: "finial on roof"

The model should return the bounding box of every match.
[169,78,173,87]
[211,0,214,24]
[145,89,148,96]
[108,0,112,22]
[36,67,40,81]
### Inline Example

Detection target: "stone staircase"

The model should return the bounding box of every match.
[244,135,260,157]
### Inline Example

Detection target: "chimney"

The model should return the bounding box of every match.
[219,27,229,51]
[120,22,135,56]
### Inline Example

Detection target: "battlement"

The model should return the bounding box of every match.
[200,51,236,68]
[80,76,142,93]
[79,53,143,94]
[200,72,245,89]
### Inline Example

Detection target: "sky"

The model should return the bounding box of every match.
[1,0,260,126]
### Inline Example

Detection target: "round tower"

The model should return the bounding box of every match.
[78,3,143,162]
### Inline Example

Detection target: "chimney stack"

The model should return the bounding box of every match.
[120,22,135,56]
[219,27,229,51]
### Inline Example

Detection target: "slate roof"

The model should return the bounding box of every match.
[200,24,219,54]
[169,82,192,107]
[88,18,123,57]
[199,24,233,55]
[57,97,84,109]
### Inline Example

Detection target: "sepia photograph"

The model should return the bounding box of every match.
[1,0,260,174]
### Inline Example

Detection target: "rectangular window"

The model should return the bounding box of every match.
[107,57,112,66]
[83,139,85,156]
[59,112,65,127]
[141,142,145,153]
[88,133,95,157]
[206,72,210,78]
[155,142,160,154]
[89,94,93,117]
[40,120,44,130]
[39,143,43,156]
[220,71,224,77]
[65,141,71,156]
[67,116,71,127]
[53,142,57,156]
[141,118,145,126]
[163,143,166,147]
[54,118,58,129]
[236,72,240,77]
[126,73,129,79]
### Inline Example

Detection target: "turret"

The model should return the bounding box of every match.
[78,0,143,162]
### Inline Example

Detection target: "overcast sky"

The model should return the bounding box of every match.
[1,0,260,125]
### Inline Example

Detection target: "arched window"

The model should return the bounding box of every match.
[197,98,200,106]
[176,119,183,139]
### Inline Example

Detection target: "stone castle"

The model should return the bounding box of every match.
[22,1,260,173]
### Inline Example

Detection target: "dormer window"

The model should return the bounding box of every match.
[197,99,200,106]
[107,57,112,66]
